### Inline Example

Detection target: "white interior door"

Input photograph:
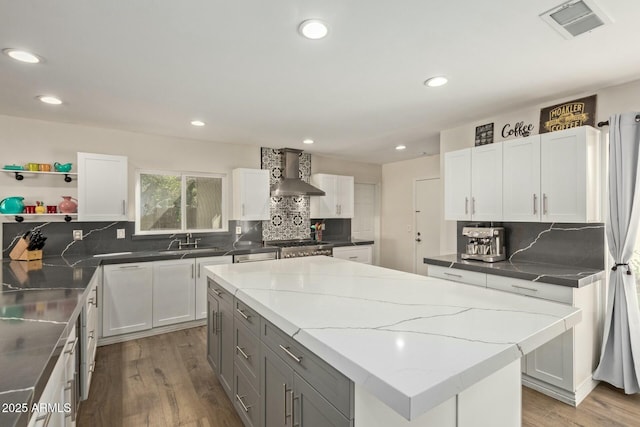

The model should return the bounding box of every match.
[415,178,441,275]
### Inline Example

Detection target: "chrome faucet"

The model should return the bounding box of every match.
[178,233,200,249]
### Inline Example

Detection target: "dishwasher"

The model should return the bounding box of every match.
[233,251,278,263]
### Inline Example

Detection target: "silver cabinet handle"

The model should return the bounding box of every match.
[465,197,469,215]
[242,203,245,217]
[472,197,476,214]
[122,200,126,215]
[198,263,201,278]
[512,284,538,292]
[236,307,250,320]
[236,394,251,412]
[283,384,292,424]
[236,345,250,360]
[444,272,463,278]
[212,289,222,297]
[533,194,537,215]
[543,193,548,215]
[191,264,194,279]
[35,410,53,426]
[348,256,358,260]
[118,265,141,269]
[292,393,298,427]
[278,344,303,363]
[64,337,78,355]
[89,361,95,373]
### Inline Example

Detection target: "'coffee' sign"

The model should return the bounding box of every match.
[539,95,596,133]
[501,121,534,139]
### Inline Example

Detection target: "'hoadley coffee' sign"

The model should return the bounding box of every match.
[539,95,596,133]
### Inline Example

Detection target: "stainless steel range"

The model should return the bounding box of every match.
[266,240,333,259]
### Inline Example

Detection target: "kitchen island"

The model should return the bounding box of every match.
[206,256,581,426]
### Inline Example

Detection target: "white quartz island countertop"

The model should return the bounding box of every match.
[206,257,581,422]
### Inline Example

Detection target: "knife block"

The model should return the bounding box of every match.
[9,238,43,261]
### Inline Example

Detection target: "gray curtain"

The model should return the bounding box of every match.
[593,112,640,393]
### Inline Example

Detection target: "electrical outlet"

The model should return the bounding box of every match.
[73,230,83,241]
[116,228,126,239]
[235,226,242,235]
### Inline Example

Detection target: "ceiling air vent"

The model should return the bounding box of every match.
[540,0,612,39]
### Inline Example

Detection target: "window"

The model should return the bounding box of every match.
[135,170,227,234]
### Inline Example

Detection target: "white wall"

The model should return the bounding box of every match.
[439,77,640,253]
[380,155,440,272]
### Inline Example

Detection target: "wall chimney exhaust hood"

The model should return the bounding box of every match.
[270,148,326,196]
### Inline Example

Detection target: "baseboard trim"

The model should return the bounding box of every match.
[98,319,207,346]
[522,374,599,407]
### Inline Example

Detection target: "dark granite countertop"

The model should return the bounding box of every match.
[423,254,605,288]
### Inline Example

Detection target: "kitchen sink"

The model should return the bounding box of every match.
[160,247,224,255]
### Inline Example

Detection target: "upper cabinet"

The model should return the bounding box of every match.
[77,152,128,221]
[310,174,354,218]
[446,126,601,223]
[232,168,270,220]
[444,143,503,221]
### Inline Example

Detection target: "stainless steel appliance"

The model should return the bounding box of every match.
[233,251,278,263]
[266,239,333,259]
[461,226,506,262]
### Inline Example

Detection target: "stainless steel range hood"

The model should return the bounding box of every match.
[270,148,326,197]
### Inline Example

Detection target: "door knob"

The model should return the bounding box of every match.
[415,238,422,242]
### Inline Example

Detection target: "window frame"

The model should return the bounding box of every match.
[135,169,228,235]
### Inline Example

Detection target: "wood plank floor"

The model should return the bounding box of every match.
[78,327,640,427]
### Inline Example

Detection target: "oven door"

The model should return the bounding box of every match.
[233,252,278,263]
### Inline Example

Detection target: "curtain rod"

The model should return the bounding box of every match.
[598,114,640,127]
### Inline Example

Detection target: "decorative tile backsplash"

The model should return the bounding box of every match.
[457,221,605,269]
[261,148,311,241]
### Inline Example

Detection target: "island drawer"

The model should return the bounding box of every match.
[235,321,261,390]
[427,265,486,287]
[261,320,353,418]
[486,274,573,304]
[208,278,233,303]
[235,299,261,336]
[234,363,262,427]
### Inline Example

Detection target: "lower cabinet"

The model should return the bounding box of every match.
[332,245,372,264]
[196,256,232,320]
[81,274,99,400]
[152,259,196,327]
[208,277,354,427]
[102,263,153,337]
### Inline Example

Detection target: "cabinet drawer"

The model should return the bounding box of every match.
[333,246,372,264]
[235,299,260,336]
[486,274,573,304]
[262,320,352,418]
[427,265,486,287]
[234,364,262,427]
[208,278,233,303]
[235,321,261,390]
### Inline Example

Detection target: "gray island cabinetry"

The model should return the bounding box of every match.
[205,257,581,427]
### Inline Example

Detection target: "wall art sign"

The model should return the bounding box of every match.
[475,123,494,146]
[539,94,596,133]
[501,121,534,139]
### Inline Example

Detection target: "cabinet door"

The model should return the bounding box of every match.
[219,296,235,400]
[332,246,372,264]
[152,259,196,327]
[195,256,232,320]
[233,168,271,220]
[263,345,294,427]
[503,136,541,221]
[77,152,128,221]
[541,129,588,222]
[207,293,220,372]
[470,142,503,221]
[525,329,574,391]
[293,373,351,427]
[444,149,471,220]
[102,264,152,337]
[336,175,354,218]
[310,174,337,218]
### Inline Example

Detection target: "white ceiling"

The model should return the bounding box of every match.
[1,1,639,164]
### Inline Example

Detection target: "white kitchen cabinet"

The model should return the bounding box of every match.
[102,263,153,337]
[77,152,128,221]
[540,126,601,222]
[503,135,541,221]
[232,168,270,220]
[444,143,502,221]
[81,272,99,400]
[152,259,196,327]
[444,148,472,220]
[332,245,373,264]
[195,256,232,320]
[28,338,67,427]
[310,174,354,218]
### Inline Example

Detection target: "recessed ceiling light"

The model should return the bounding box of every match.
[191,120,205,127]
[3,48,41,64]
[303,139,314,144]
[424,76,448,87]
[37,95,62,105]
[299,20,329,40]
[395,145,406,151]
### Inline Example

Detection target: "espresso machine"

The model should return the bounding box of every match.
[461,226,506,262]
